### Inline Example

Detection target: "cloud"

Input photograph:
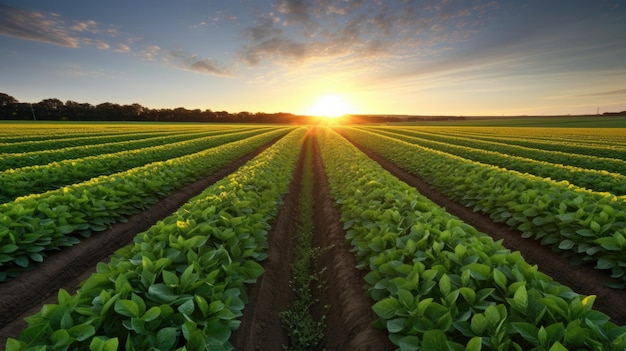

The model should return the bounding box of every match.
[114,44,131,53]
[578,88,626,97]
[82,38,111,50]
[0,4,79,47]
[164,50,232,76]
[142,45,161,61]
[237,0,500,68]
[70,20,98,32]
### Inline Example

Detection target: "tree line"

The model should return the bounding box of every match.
[0,92,314,123]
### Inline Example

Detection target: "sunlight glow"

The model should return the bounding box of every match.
[304,94,354,118]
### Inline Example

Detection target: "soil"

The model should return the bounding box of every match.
[2,127,625,350]
[232,128,394,350]
[338,130,626,326]
[309,130,395,351]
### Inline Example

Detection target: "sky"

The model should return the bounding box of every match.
[1,0,625,117]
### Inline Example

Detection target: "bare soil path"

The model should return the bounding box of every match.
[339,130,626,326]
[232,128,394,350]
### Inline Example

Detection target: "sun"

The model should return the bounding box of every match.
[304,94,354,118]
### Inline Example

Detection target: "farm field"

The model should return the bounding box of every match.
[1,121,626,350]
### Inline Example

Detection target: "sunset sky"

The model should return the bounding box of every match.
[1,0,625,116]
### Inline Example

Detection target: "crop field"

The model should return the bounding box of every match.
[1,121,626,350]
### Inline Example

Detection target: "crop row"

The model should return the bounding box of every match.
[379,128,626,176]
[0,128,276,204]
[0,128,244,170]
[318,127,626,350]
[6,127,307,351]
[360,127,626,196]
[340,128,626,287]
[422,128,626,160]
[0,128,292,281]
[0,130,181,154]
[423,127,626,148]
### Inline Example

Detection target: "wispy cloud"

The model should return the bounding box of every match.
[578,88,626,97]
[164,50,232,76]
[0,4,232,77]
[0,4,79,47]
[237,0,500,68]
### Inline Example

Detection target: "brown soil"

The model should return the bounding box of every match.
[310,130,395,351]
[0,141,274,346]
[339,130,626,326]
[232,128,394,350]
[229,134,302,350]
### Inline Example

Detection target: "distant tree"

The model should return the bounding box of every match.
[0,93,19,119]
[35,98,64,120]
[64,100,95,121]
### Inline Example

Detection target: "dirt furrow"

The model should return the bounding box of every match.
[234,129,394,350]
[311,130,394,351]
[340,131,626,325]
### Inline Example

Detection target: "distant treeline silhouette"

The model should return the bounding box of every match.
[0,92,452,123]
[0,92,318,123]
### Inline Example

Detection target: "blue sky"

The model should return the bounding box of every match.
[1,0,625,116]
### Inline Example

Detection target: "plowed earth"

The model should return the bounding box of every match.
[1,128,624,350]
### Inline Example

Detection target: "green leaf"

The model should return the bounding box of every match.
[148,283,177,303]
[548,341,568,351]
[397,335,419,351]
[156,327,178,350]
[30,252,44,262]
[439,274,451,295]
[596,258,616,270]
[538,326,547,346]
[178,298,195,316]
[14,255,29,268]
[162,269,179,287]
[89,337,105,351]
[422,329,448,351]
[0,244,19,253]
[397,288,414,308]
[5,338,22,350]
[459,287,476,304]
[511,322,539,344]
[68,324,96,341]
[558,240,575,250]
[513,285,528,311]
[373,297,401,319]
[471,314,488,335]
[556,213,574,223]
[51,329,72,349]
[493,268,507,290]
[114,299,140,317]
[466,337,482,351]
[465,263,491,280]
[142,306,161,322]
[387,318,406,333]
[58,224,75,234]
[485,305,501,325]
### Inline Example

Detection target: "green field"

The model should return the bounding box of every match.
[391,115,626,128]
[3,121,626,350]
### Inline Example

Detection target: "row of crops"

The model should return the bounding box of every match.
[3,123,626,350]
[343,126,626,287]
[5,126,307,350]
[318,127,626,350]
[0,125,292,280]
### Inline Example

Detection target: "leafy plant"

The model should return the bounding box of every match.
[342,127,626,286]
[6,127,307,350]
[317,127,626,350]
